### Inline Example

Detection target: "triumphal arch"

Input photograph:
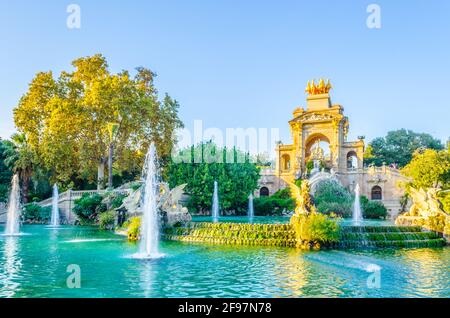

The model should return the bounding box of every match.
[257,79,408,218]
[276,79,364,179]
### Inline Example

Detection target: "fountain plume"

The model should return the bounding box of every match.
[137,143,162,259]
[212,181,219,223]
[4,174,21,236]
[248,193,254,223]
[353,184,363,225]
[50,184,60,226]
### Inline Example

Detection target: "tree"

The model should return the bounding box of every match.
[401,149,450,190]
[364,129,443,167]
[14,54,183,189]
[166,142,260,214]
[0,139,14,202]
[2,134,36,203]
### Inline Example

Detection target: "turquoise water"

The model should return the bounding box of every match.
[0,225,449,298]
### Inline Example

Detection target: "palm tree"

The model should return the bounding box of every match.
[3,133,35,203]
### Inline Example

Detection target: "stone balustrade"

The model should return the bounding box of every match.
[36,188,131,224]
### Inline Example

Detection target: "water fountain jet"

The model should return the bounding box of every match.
[352,184,363,225]
[248,193,254,223]
[4,174,21,236]
[134,143,163,259]
[49,184,60,227]
[212,181,219,223]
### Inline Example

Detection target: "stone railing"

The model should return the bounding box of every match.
[37,189,130,207]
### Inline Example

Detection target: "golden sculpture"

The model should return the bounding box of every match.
[288,180,316,217]
[395,187,450,238]
[305,79,332,95]
[310,140,325,160]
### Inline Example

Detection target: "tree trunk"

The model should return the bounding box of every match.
[108,143,114,189]
[21,176,29,204]
[97,159,106,190]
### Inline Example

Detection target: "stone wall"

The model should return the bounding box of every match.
[335,167,409,219]
[255,168,288,197]
[257,166,409,219]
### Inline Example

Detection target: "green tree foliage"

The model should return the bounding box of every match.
[314,180,387,219]
[360,196,387,219]
[166,142,260,214]
[0,139,14,202]
[98,210,116,230]
[2,134,35,203]
[314,180,353,217]
[22,204,51,223]
[13,54,183,189]
[291,213,340,248]
[401,148,450,213]
[364,129,443,167]
[401,149,450,189]
[253,188,295,216]
[438,192,450,213]
[72,193,107,224]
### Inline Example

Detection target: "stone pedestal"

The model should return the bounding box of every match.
[164,209,192,227]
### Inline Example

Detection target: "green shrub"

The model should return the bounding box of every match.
[291,212,340,248]
[103,192,127,209]
[314,180,353,217]
[316,201,353,217]
[99,210,116,230]
[271,188,292,199]
[254,191,295,216]
[123,216,141,241]
[110,193,126,209]
[73,193,106,224]
[360,196,387,219]
[23,204,51,222]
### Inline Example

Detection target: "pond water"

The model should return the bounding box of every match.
[0,225,448,298]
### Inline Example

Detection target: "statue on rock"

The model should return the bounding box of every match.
[117,182,191,227]
[289,180,316,220]
[396,187,449,240]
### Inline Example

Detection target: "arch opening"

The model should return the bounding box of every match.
[347,151,358,170]
[260,187,269,197]
[281,154,291,171]
[371,186,382,200]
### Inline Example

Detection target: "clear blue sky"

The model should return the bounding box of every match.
[1,0,449,153]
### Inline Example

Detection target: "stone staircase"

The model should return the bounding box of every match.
[339,226,446,248]
[163,222,297,247]
[163,222,447,249]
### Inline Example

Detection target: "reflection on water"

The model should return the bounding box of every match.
[140,261,156,298]
[401,248,450,297]
[0,225,448,298]
[0,237,22,297]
